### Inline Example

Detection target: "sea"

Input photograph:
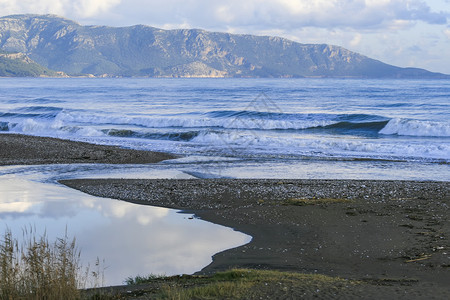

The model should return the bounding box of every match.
[1,78,449,180]
[0,77,449,285]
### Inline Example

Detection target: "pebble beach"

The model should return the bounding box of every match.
[2,134,449,298]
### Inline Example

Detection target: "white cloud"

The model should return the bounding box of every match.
[0,0,121,19]
[73,0,121,18]
[100,0,449,30]
[444,28,450,38]
[350,33,363,47]
[1,0,447,30]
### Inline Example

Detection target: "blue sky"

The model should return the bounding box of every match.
[1,0,449,74]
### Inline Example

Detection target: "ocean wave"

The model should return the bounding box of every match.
[54,110,389,132]
[0,110,61,119]
[104,129,200,141]
[163,156,240,164]
[322,121,388,131]
[379,118,450,137]
[190,131,450,161]
[207,110,386,122]
[3,108,448,162]
[15,106,64,113]
[6,118,106,137]
[3,116,200,142]
[0,122,8,131]
[5,98,65,104]
[0,112,43,118]
[378,103,410,108]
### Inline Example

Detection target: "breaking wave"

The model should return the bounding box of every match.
[379,118,450,137]
[1,105,448,162]
[190,130,450,162]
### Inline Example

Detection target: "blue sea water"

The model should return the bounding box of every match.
[0,77,449,180]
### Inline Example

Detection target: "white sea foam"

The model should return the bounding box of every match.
[54,110,335,130]
[190,131,450,161]
[1,78,449,166]
[163,156,240,164]
[8,118,105,137]
[4,112,449,162]
[379,118,450,137]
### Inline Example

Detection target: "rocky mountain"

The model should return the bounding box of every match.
[0,50,62,77]
[0,14,447,78]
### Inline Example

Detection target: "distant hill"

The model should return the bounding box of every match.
[0,51,62,77]
[0,14,448,78]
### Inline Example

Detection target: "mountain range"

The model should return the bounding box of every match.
[0,14,448,78]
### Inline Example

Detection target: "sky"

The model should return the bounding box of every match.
[1,0,449,74]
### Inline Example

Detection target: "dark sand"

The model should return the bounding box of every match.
[61,178,450,298]
[1,134,449,298]
[0,133,175,165]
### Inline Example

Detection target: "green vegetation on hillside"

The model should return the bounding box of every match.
[0,54,58,77]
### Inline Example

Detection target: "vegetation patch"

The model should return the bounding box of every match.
[162,269,358,299]
[163,280,252,300]
[125,274,167,285]
[93,269,359,299]
[284,197,352,206]
[0,228,101,299]
[0,54,58,77]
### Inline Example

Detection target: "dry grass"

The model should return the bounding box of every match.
[0,227,102,300]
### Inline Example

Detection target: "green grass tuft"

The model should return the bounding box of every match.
[163,280,252,300]
[124,273,166,285]
[153,269,356,299]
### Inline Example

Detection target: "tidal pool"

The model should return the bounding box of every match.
[0,164,251,286]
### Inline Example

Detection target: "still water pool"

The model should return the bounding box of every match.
[0,163,251,286]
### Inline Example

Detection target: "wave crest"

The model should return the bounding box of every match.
[379,118,450,137]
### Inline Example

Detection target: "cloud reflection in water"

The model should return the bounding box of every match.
[0,165,251,286]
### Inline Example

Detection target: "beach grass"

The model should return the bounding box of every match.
[0,227,102,300]
[111,269,358,299]
[125,273,167,285]
[163,269,352,299]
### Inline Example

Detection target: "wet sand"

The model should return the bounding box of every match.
[0,133,175,165]
[1,134,449,298]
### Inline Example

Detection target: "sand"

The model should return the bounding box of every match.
[1,134,449,298]
[60,178,450,298]
[0,133,175,165]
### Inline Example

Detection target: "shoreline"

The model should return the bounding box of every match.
[60,179,450,292]
[0,133,175,165]
[1,133,449,298]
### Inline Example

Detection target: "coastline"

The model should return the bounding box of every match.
[61,178,450,298]
[60,179,449,273]
[0,133,175,165]
[1,133,449,298]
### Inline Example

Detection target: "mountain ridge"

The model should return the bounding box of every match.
[0,14,448,78]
